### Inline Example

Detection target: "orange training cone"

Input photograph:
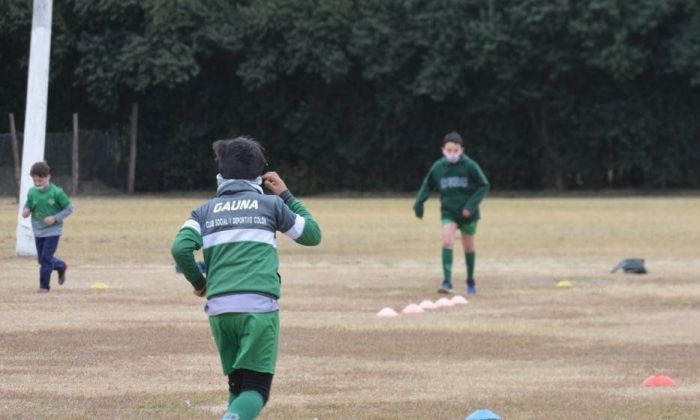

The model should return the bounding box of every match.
[642,374,676,387]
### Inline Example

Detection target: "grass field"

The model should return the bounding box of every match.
[1,195,699,419]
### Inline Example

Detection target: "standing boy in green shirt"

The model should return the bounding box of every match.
[21,161,73,292]
[413,132,489,294]
[171,137,321,420]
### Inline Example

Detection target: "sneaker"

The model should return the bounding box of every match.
[58,262,68,285]
[438,282,453,294]
[37,288,50,293]
[467,279,477,295]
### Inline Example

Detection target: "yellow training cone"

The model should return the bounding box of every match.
[556,279,572,289]
[91,282,109,290]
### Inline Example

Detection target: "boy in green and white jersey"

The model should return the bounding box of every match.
[171,137,321,420]
[22,161,73,292]
[413,132,489,294]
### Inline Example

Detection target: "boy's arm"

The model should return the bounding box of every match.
[171,217,206,294]
[279,191,321,246]
[53,205,74,222]
[413,167,435,219]
[463,161,490,213]
[54,189,74,222]
[22,190,34,218]
[262,171,321,246]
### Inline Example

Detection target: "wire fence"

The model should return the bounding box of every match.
[0,129,128,195]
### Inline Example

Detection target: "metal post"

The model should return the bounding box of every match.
[16,0,53,256]
[72,113,79,194]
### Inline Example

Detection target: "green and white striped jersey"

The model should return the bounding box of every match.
[171,179,321,301]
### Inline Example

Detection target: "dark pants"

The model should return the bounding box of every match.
[35,235,65,290]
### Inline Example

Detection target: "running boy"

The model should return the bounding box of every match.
[413,132,489,294]
[21,161,73,292]
[171,137,321,420]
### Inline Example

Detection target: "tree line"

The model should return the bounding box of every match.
[2,0,699,192]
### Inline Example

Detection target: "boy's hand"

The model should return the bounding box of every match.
[413,205,424,219]
[43,216,57,225]
[192,275,206,297]
[22,208,31,218]
[262,171,288,195]
[462,209,472,218]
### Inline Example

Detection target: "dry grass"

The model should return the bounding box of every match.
[1,195,699,419]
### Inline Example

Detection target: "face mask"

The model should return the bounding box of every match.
[443,151,461,163]
[35,177,50,190]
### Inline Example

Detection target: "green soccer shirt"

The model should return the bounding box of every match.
[171,180,321,300]
[414,154,490,223]
[24,184,72,237]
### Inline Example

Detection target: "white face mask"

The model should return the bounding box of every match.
[34,176,50,190]
[443,151,461,163]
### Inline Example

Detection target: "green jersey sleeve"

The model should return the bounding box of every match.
[56,188,71,209]
[463,160,490,212]
[171,212,206,290]
[278,191,321,246]
[25,188,38,211]
[53,187,74,222]
[286,199,321,246]
[413,164,436,217]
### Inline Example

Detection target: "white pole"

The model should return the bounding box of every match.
[16,0,53,256]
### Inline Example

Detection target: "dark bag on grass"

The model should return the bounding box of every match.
[610,258,647,274]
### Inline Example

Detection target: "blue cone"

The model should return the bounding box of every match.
[465,408,501,420]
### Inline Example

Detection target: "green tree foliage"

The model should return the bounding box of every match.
[0,1,31,121]
[69,0,203,109]
[1,0,699,191]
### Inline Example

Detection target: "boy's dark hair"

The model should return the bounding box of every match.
[30,161,51,177]
[442,131,464,147]
[213,136,267,180]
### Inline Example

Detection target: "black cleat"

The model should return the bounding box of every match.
[58,262,68,285]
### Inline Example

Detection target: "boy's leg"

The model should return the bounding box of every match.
[226,390,264,420]
[40,236,65,289]
[226,370,272,420]
[51,236,67,285]
[211,312,278,419]
[228,370,242,406]
[440,222,458,292]
[35,237,49,291]
[46,235,66,273]
[38,237,56,290]
[460,222,478,294]
[466,251,475,280]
